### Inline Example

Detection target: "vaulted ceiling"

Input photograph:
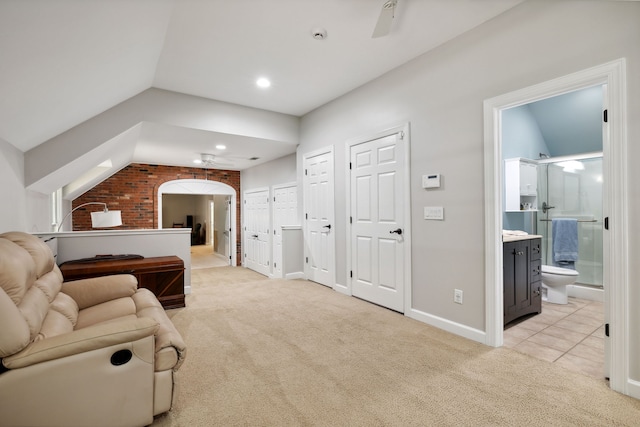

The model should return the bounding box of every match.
[0,0,525,197]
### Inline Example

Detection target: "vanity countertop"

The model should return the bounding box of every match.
[502,233,543,243]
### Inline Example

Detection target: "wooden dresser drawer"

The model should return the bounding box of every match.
[60,256,185,309]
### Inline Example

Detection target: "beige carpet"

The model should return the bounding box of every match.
[190,244,229,269]
[152,267,640,426]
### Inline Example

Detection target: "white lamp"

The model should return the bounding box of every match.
[57,202,122,232]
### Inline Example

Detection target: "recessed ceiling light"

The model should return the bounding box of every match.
[216,144,226,150]
[256,77,271,88]
[193,159,202,164]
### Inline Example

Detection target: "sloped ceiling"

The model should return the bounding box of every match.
[527,85,603,157]
[0,0,525,197]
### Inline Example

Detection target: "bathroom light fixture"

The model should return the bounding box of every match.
[57,202,122,232]
[215,144,226,150]
[557,160,585,173]
[256,77,271,88]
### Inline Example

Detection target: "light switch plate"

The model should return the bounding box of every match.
[424,206,444,220]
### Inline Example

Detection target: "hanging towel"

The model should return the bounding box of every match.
[552,218,578,267]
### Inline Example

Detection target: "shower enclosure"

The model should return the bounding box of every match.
[536,153,603,288]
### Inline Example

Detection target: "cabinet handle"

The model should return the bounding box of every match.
[512,250,524,256]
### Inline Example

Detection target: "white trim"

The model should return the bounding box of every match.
[345,123,412,313]
[272,181,297,192]
[408,308,486,343]
[284,272,305,280]
[334,282,350,295]
[483,59,628,395]
[302,146,336,288]
[157,179,237,266]
[627,379,640,400]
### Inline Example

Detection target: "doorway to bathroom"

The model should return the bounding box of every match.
[483,59,630,396]
[502,86,607,378]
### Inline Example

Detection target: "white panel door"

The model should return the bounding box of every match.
[350,133,406,312]
[272,184,298,278]
[304,149,335,287]
[244,189,270,276]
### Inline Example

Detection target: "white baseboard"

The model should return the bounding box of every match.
[285,272,305,280]
[408,308,486,345]
[184,285,191,295]
[626,379,640,399]
[333,282,350,295]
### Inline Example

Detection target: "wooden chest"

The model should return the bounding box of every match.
[60,256,185,309]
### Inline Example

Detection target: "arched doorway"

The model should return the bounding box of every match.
[158,179,237,266]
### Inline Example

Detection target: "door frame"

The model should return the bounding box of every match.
[344,123,412,313]
[483,59,630,395]
[158,179,237,266]
[302,146,336,288]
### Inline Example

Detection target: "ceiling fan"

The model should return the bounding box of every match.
[198,153,234,168]
[372,0,399,38]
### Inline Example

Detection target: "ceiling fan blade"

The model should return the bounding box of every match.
[372,0,398,38]
[212,161,234,167]
[197,153,235,168]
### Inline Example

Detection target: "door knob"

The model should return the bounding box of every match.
[323,224,331,230]
[252,234,258,238]
[390,228,403,235]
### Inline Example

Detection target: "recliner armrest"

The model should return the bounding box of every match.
[2,317,158,369]
[62,274,138,309]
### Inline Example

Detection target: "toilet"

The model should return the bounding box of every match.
[541,265,579,304]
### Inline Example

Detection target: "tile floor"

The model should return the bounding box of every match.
[504,297,606,381]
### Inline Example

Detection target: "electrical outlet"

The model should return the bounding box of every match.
[454,289,463,304]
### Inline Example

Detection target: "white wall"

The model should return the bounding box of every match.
[298,0,640,344]
[241,153,297,191]
[0,138,27,233]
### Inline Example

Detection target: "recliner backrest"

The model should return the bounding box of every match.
[0,233,66,358]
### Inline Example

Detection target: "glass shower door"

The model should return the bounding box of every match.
[538,157,603,287]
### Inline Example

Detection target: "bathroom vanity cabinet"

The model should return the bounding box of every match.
[503,236,542,325]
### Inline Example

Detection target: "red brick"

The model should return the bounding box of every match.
[72,163,243,265]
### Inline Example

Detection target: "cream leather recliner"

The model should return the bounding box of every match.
[0,232,186,427]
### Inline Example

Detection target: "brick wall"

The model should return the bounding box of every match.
[72,163,242,265]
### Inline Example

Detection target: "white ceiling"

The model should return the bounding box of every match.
[0,0,524,181]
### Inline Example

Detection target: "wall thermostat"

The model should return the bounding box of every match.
[422,174,441,189]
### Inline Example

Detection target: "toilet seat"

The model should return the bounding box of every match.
[541,265,579,276]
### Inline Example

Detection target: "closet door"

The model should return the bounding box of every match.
[244,189,270,276]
